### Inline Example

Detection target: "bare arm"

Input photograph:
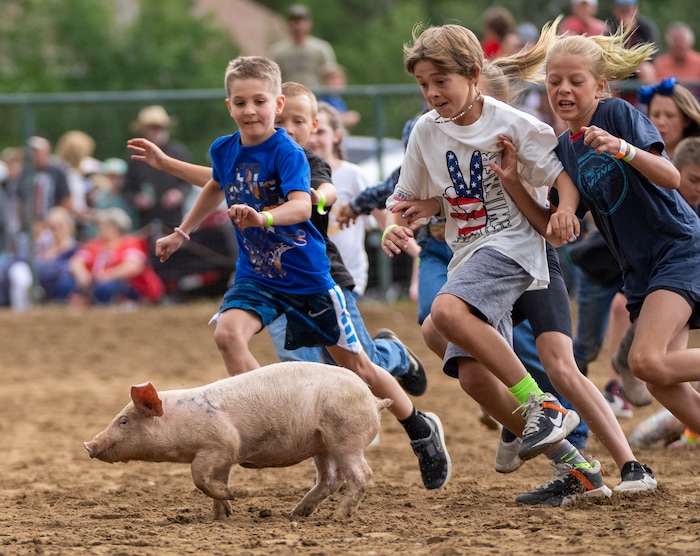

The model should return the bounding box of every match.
[228,189,312,230]
[582,125,680,190]
[155,179,224,262]
[127,137,211,187]
[489,135,579,247]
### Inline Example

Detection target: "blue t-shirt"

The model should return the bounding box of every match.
[555,97,700,305]
[210,128,333,295]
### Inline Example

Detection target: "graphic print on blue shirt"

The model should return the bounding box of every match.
[210,130,332,294]
[577,151,628,216]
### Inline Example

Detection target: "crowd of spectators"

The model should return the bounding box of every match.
[2,2,699,315]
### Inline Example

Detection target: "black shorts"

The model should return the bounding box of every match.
[512,243,573,339]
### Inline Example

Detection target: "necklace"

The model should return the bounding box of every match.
[434,91,482,124]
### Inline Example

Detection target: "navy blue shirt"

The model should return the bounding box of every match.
[555,97,700,309]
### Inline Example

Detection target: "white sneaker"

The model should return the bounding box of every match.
[613,461,657,492]
[494,433,524,473]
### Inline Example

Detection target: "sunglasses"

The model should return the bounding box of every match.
[637,77,678,105]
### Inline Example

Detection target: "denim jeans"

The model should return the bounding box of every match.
[572,269,622,375]
[417,237,453,324]
[268,287,409,377]
[513,320,590,450]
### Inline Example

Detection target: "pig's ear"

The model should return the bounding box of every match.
[130,382,164,417]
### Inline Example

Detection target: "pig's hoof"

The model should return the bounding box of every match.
[290,504,314,518]
[213,500,232,520]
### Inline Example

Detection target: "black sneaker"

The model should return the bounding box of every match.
[613,461,657,492]
[517,393,581,460]
[515,460,612,507]
[373,328,427,396]
[410,412,451,489]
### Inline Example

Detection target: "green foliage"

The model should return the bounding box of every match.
[2,0,699,162]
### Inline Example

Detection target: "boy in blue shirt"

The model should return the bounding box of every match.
[154,56,450,490]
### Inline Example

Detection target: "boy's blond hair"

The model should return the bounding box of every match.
[674,137,700,171]
[281,81,318,118]
[224,56,282,97]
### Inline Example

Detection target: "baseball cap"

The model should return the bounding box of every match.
[287,4,311,19]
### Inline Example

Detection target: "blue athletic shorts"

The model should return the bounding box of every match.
[217,279,363,352]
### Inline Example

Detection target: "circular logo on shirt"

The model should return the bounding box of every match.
[577,151,628,216]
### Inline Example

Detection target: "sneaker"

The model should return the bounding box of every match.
[603,380,633,419]
[515,460,612,507]
[373,328,427,396]
[611,332,653,407]
[628,408,685,448]
[494,430,524,473]
[613,461,657,492]
[517,393,581,461]
[410,412,451,489]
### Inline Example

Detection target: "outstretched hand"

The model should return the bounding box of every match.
[127,137,168,170]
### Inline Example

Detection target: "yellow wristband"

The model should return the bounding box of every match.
[316,191,327,215]
[623,144,637,163]
[261,211,273,227]
[381,224,400,243]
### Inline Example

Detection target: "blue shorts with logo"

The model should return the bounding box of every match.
[217,279,363,353]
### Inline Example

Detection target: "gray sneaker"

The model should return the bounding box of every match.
[410,412,452,489]
[612,327,653,407]
[517,393,581,460]
[516,460,612,507]
[494,431,524,474]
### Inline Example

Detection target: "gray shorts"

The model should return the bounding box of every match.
[440,248,535,378]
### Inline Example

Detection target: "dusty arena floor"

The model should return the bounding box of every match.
[2,300,700,555]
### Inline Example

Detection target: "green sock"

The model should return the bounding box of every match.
[547,441,592,469]
[508,373,544,405]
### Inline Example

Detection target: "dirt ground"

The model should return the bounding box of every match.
[2,300,700,556]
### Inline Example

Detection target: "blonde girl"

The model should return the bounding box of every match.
[539,27,700,458]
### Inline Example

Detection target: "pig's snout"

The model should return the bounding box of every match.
[84,441,97,458]
[84,440,115,462]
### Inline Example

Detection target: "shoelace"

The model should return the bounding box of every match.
[534,462,574,491]
[516,394,545,437]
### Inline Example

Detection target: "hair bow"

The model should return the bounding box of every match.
[637,77,678,105]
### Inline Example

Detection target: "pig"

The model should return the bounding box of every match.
[84,361,392,521]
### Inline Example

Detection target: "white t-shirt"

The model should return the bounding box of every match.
[388,95,563,289]
[328,160,370,296]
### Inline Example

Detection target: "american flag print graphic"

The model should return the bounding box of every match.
[445,150,487,236]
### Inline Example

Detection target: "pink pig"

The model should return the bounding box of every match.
[84,362,391,520]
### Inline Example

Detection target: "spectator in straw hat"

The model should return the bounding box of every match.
[123,105,191,232]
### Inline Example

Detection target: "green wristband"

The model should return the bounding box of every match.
[261,211,273,227]
[316,191,328,215]
[381,224,400,243]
